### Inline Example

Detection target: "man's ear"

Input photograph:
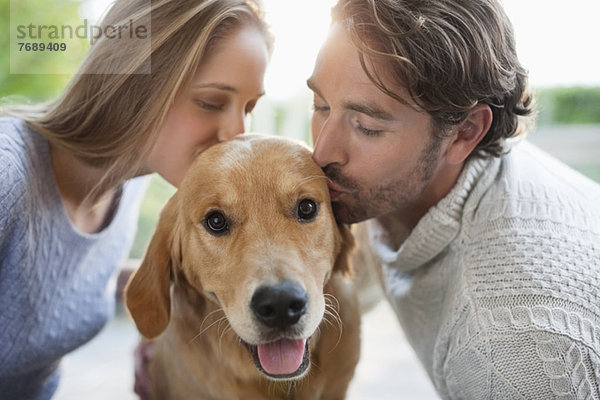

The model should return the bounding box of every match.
[125,195,180,339]
[445,104,493,164]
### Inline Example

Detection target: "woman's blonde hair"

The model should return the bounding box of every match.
[5,0,272,201]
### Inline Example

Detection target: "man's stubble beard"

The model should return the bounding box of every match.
[327,137,442,224]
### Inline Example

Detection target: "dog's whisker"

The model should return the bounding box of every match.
[323,310,344,347]
[324,293,340,310]
[189,313,227,344]
[217,316,229,335]
[213,318,233,353]
[325,304,343,325]
[323,308,341,329]
[209,320,230,356]
[324,295,343,327]
[323,295,344,352]
[189,323,218,345]
[218,324,233,346]
[199,308,225,331]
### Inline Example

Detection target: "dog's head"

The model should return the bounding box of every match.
[126,134,353,380]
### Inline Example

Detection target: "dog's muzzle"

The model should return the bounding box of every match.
[243,281,311,378]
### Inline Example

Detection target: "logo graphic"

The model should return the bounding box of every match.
[10,0,151,75]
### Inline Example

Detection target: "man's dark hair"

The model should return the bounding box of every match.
[332,0,534,157]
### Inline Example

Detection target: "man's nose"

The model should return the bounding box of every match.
[312,118,348,167]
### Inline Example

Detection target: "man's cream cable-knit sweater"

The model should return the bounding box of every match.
[367,141,600,399]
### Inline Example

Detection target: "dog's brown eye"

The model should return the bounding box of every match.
[205,211,229,235]
[297,199,318,221]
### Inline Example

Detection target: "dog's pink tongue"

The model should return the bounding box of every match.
[257,339,306,375]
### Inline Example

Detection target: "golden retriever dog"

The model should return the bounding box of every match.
[125,134,360,400]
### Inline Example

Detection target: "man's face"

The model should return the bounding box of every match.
[308,23,447,224]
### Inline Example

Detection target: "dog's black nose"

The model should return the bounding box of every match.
[251,281,308,329]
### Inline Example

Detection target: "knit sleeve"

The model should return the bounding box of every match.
[0,128,27,263]
[441,186,600,399]
[1,157,15,250]
[442,309,600,399]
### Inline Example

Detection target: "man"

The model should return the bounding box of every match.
[307,0,600,398]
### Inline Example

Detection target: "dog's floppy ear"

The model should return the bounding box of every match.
[125,195,180,339]
[333,223,355,276]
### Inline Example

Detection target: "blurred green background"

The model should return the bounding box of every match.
[2,0,599,259]
[1,0,75,102]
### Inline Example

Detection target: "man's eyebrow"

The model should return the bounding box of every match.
[307,78,394,121]
[343,101,394,121]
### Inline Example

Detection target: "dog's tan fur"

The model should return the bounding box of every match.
[125,134,360,400]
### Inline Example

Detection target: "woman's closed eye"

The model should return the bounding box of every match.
[312,103,330,113]
[195,99,225,111]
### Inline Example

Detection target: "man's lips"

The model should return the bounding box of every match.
[327,182,345,201]
[329,188,341,201]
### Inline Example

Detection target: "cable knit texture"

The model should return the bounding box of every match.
[0,118,147,400]
[367,141,600,399]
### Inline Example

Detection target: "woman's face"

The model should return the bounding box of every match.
[146,25,270,187]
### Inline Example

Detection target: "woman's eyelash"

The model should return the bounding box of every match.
[312,103,329,112]
[196,100,224,111]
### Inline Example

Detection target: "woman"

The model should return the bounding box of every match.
[0,0,273,398]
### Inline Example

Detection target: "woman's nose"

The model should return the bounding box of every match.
[218,111,248,142]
